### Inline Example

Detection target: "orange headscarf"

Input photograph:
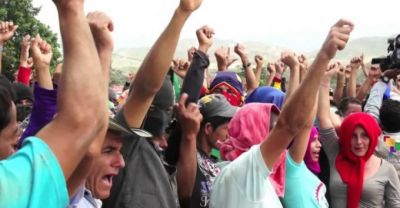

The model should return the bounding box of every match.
[335,112,381,208]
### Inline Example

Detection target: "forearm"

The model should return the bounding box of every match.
[67,154,95,197]
[266,72,275,86]
[282,53,327,131]
[346,70,357,97]
[333,80,345,104]
[364,81,387,120]
[56,7,106,120]
[285,65,300,99]
[176,134,197,199]
[37,4,107,180]
[255,65,263,85]
[180,50,209,103]
[356,78,373,101]
[36,69,54,90]
[125,8,191,127]
[244,65,258,93]
[318,77,334,129]
[98,50,112,82]
[132,8,190,96]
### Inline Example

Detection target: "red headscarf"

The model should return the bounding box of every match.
[219,103,286,197]
[335,112,381,208]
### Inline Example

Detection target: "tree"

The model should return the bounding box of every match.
[0,0,61,81]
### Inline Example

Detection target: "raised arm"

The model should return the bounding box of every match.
[234,43,257,93]
[31,35,53,90]
[0,21,18,74]
[180,25,213,103]
[318,63,339,130]
[66,11,115,196]
[356,65,381,101]
[123,0,203,128]
[254,55,264,85]
[346,55,362,98]
[16,35,33,86]
[281,51,300,99]
[176,93,202,205]
[298,54,308,83]
[214,47,237,71]
[261,19,354,169]
[266,62,276,86]
[19,36,57,144]
[333,63,346,104]
[36,0,108,180]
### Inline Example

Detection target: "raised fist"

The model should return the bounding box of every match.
[0,21,18,44]
[87,11,114,51]
[196,25,214,53]
[320,19,354,60]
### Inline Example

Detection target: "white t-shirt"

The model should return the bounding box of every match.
[210,145,283,208]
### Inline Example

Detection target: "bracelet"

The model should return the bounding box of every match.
[0,44,3,52]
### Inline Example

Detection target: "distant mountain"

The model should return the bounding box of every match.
[111,37,390,74]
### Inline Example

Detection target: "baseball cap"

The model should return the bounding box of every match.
[198,94,238,120]
[108,118,152,138]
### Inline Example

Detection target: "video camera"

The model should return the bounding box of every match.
[371,34,400,71]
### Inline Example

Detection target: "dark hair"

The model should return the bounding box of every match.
[202,116,231,130]
[0,75,16,101]
[0,86,12,132]
[379,99,400,133]
[337,97,362,116]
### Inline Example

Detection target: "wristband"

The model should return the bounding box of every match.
[272,76,282,83]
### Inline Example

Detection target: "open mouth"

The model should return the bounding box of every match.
[102,174,114,187]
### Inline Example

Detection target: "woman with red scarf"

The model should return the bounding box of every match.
[318,73,400,208]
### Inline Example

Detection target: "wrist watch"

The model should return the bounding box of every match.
[242,62,251,69]
[380,75,390,84]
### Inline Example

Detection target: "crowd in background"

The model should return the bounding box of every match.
[1,0,400,208]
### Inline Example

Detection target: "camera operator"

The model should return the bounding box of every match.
[366,35,400,179]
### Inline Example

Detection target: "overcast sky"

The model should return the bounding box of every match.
[32,0,400,52]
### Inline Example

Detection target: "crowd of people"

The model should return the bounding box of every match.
[1,0,400,207]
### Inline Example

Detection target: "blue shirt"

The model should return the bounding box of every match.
[283,152,328,208]
[0,137,68,207]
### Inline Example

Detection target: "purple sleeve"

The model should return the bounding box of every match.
[20,83,57,143]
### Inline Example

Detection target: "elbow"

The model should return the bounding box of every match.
[275,114,302,138]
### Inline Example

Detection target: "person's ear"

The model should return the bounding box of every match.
[204,122,214,136]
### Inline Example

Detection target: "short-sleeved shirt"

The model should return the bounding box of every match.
[189,149,221,208]
[283,152,329,208]
[0,137,68,207]
[320,128,400,208]
[210,145,282,208]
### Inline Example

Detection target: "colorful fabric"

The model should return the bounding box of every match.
[283,152,328,208]
[209,71,244,106]
[304,127,321,174]
[0,137,68,207]
[245,86,285,109]
[335,113,381,208]
[219,103,286,197]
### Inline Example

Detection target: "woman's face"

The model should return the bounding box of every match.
[350,126,370,157]
[310,135,321,162]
